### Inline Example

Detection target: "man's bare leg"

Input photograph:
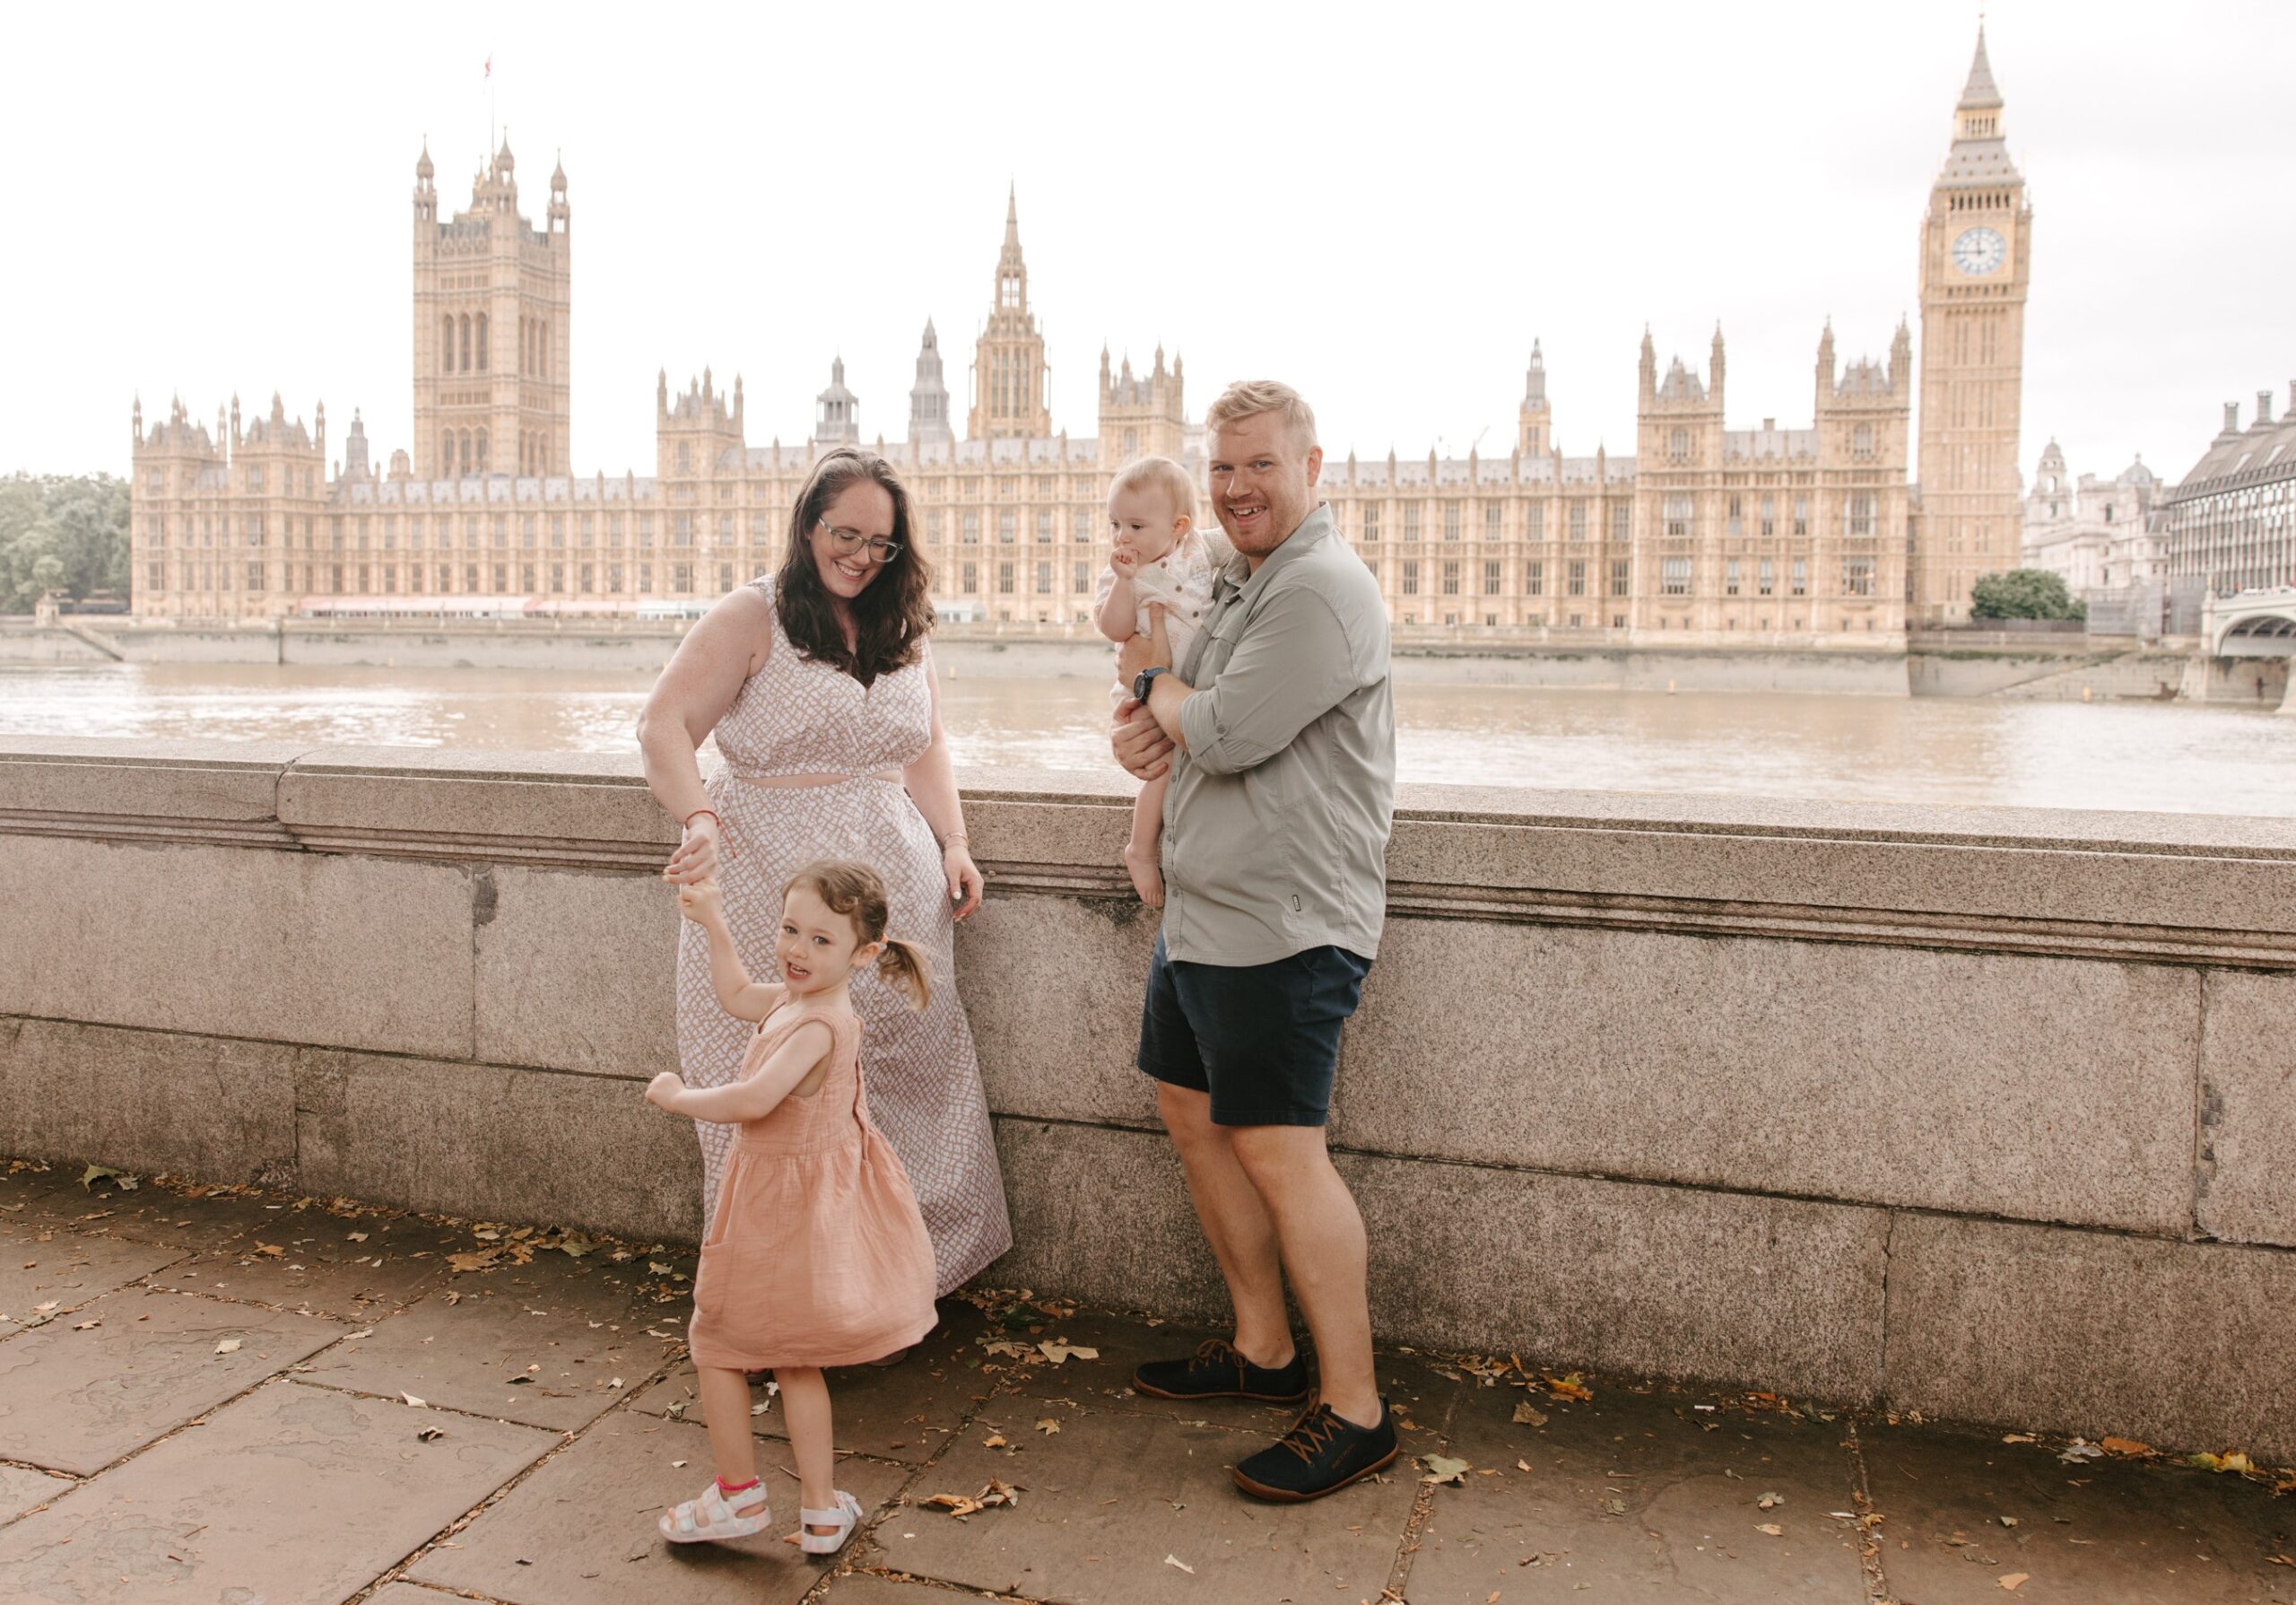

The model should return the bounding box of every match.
[1230,1123,1378,1427]
[1156,1081,1294,1367]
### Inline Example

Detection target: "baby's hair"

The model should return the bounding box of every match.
[782,859,934,1011]
[1110,454,1196,527]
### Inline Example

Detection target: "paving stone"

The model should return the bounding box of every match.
[883,1393,1421,1603]
[632,1298,999,1462]
[0,1287,349,1474]
[980,1304,1302,1434]
[1405,1373,1868,1604]
[361,1586,491,1605]
[141,1202,464,1318]
[813,1576,985,1603]
[0,1221,185,1335]
[300,1252,683,1431]
[0,1464,74,1525]
[1862,1419,2296,1604]
[0,1376,552,1604]
[407,1405,908,1605]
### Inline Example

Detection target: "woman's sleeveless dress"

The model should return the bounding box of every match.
[686,1007,938,1370]
[674,577,1011,1295]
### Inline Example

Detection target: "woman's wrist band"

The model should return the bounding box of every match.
[683,808,722,833]
[941,830,970,849]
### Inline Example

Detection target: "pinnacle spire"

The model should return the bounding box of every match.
[1004,183,1020,249]
[1958,23,2003,109]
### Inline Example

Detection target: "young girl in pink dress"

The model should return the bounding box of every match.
[643,860,938,1554]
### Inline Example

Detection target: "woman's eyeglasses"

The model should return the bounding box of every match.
[815,520,902,565]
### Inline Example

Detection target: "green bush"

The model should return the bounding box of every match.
[1970,568,2087,622]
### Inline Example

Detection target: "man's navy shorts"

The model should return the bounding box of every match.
[1136,932,1372,1128]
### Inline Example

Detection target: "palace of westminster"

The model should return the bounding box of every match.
[128,31,2035,641]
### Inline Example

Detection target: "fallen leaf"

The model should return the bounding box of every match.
[417,1426,447,1443]
[214,1339,242,1355]
[2100,1436,2152,1457]
[648,1260,674,1275]
[925,1493,984,1517]
[1600,1496,1629,1516]
[448,1249,503,1274]
[2001,1433,2039,1444]
[73,1319,100,1330]
[1758,1491,1783,1509]
[983,1434,1007,1449]
[1512,1403,1548,1427]
[608,1376,623,1390]
[2187,1451,2255,1474]
[1517,1459,1533,1472]
[345,1232,369,1243]
[1163,1555,1196,1574]
[31,1302,57,1314]
[1039,1341,1099,1365]
[1999,1515,2019,1528]
[402,1392,427,1409]
[253,1243,286,1258]
[1542,1373,1594,1402]
[1035,1418,1061,1435]
[1756,1523,1784,1537]
[79,1164,135,1192]
[1422,1454,1470,1486]
[1998,1574,2030,1592]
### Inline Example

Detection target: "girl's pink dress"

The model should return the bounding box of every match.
[686,1005,938,1370]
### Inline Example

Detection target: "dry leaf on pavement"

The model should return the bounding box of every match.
[1422,1455,1470,1486]
[1998,1574,2030,1592]
[214,1339,241,1355]
[1512,1403,1548,1426]
[1164,1555,1195,1574]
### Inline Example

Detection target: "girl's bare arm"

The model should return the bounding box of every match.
[656,1020,834,1124]
[1095,568,1137,642]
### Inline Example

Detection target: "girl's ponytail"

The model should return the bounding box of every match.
[875,937,934,1012]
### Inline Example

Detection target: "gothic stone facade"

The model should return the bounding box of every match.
[128,31,2020,644]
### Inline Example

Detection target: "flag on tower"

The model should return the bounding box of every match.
[483,56,492,80]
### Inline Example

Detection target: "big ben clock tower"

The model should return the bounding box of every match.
[1913,26,2031,624]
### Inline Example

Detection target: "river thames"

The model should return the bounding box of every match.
[4,659,2292,817]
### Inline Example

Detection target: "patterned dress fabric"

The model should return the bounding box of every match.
[674,577,1011,1295]
[686,1005,938,1370]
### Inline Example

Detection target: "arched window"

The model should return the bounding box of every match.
[441,431,451,475]
[441,316,453,375]
[476,429,489,472]
[476,313,489,371]
[517,316,526,373]
[538,318,548,379]
[459,314,472,372]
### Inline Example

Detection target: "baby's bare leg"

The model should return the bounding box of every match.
[1125,773,1169,907]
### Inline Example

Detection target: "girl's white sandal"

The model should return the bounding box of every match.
[659,1479,770,1544]
[796,1489,864,1555]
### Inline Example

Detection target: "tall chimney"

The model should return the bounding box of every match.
[2260,390,2276,426]
[2224,401,2241,432]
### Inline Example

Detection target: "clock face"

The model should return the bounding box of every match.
[1952,225,2007,276]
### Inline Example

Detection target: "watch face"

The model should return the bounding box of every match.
[1952,225,2006,276]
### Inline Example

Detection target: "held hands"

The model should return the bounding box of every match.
[676,877,726,926]
[644,1071,688,1112]
[1114,602,1172,685]
[663,813,723,885]
[1111,603,1176,781]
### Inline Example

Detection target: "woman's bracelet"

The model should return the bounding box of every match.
[683,808,722,833]
[940,829,970,850]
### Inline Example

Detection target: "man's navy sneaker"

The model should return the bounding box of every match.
[1132,1339,1311,1404]
[1231,1394,1398,1502]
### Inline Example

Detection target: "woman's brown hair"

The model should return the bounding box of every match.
[775,447,935,686]
[784,859,933,1011]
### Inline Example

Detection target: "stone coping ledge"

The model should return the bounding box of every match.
[4,737,2294,967]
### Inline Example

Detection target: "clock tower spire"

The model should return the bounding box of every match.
[1911,23,2031,624]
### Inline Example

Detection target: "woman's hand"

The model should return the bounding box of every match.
[663,814,722,885]
[644,1071,687,1112]
[944,839,984,921]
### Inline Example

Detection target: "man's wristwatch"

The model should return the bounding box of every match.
[1132,665,1170,705]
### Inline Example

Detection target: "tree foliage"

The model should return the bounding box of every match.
[1970,568,2087,623]
[0,473,129,613]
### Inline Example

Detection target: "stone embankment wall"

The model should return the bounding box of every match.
[3,738,2294,1457]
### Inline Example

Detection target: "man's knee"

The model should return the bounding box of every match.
[1227,1121,1331,1187]
[1155,1081,1218,1145]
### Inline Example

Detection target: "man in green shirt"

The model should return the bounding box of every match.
[1114,379,1397,1501]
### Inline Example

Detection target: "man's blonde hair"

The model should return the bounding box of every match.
[1109,454,1196,525]
[1204,379,1318,454]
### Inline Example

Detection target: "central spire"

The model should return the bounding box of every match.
[1958,24,2003,110]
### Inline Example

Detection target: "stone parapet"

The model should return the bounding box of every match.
[3,736,2293,1454]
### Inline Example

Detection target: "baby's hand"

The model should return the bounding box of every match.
[677,879,724,923]
[1109,544,1139,576]
[645,1071,686,1110]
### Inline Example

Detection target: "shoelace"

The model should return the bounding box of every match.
[1191,1338,1244,1373]
[1278,1399,1344,1465]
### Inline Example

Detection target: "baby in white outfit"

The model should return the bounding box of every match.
[1093,455,1213,908]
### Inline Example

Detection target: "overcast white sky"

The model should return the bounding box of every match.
[5,1,2290,490]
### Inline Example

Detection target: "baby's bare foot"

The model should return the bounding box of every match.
[1124,842,1165,908]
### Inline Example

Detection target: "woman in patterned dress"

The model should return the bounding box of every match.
[638,447,1012,1296]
